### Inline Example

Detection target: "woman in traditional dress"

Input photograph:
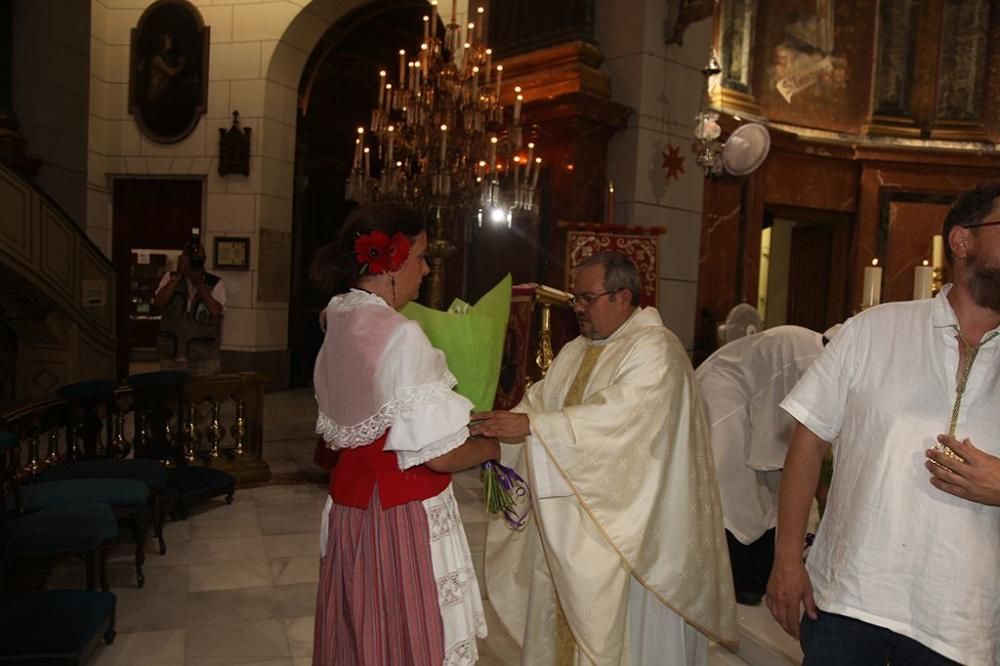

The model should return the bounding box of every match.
[310,202,498,665]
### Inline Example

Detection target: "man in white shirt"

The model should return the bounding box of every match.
[767,181,1000,665]
[472,251,736,665]
[696,324,834,606]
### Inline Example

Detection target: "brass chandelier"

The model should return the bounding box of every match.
[346,1,540,226]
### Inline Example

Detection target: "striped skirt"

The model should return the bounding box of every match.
[313,485,486,665]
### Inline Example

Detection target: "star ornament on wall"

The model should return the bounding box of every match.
[661,144,685,181]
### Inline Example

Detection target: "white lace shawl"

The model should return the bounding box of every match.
[313,290,472,470]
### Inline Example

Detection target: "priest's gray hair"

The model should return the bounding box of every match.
[574,251,641,306]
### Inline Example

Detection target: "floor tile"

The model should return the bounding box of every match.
[188,559,272,592]
[284,616,314,657]
[91,628,186,665]
[185,619,291,659]
[270,556,320,586]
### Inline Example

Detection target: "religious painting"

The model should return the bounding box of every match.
[129,0,210,144]
[753,0,875,133]
[871,0,920,117]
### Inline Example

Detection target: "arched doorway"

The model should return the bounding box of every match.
[286,1,429,387]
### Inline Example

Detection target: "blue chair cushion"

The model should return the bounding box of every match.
[126,370,190,388]
[168,465,234,496]
[56,378,118,398]
[0,590,115,657]
[6,503,118,555]
[37,459,168,490]
[11,479,149,513]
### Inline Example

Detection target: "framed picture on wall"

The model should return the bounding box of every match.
[214,237,250,270]
[129,0,210,144]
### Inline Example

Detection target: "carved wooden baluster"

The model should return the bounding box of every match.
[207,400,223,459]
[182,403,198,463]
[163,417,176,468]
[45,428,60,464]
[24,432,41,475]
[134,410,148,457]
[231,398,246,456]
[111,412,130,458]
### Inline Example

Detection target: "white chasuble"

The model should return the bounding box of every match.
[485,308,738,665]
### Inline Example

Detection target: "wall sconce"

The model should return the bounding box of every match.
[219,111,251,177]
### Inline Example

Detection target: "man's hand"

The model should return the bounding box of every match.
[765,557,818,638]
[469,411,529,442]
[926,434,1000,506]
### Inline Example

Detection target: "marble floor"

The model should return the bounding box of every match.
[44,388,767,665]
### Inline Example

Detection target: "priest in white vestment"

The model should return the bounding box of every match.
[472,251,738,665]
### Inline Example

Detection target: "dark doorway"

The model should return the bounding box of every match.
[112,178,202,379]
[762,206,852,332]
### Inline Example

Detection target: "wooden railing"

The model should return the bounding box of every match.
[0,373,270,487]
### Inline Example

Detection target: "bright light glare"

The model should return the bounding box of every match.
[489,207,506,223]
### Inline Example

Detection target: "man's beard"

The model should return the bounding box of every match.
[964,250,1000,313]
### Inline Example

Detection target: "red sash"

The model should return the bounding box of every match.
[329,431,451,509]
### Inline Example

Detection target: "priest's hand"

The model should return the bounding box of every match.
[926,434,1000,506]
[469,411,529,442]
[765,557,817,639]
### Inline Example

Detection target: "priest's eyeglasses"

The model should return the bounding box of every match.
[964,219,1000,229]
[568,289,620,307]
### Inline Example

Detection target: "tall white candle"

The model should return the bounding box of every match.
[485,50,492,84]
[488,136,497,173]
[513,93,523,124]
[429,1,437,42]
[377,70,386,106]
[387,125,395,164]
[363,147,370,177]
[398,50,406,86]
[495,65,503,96]
[422,15,429,43]
[932,234,944,269]
[440,125,448,164]
[531,157,541,189]
[471,66,479,99]
[476,6,485,41]
[451,0,457,23]
[862,259,882,308]
[913,262,933,300]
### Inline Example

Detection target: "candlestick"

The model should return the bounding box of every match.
[353,137,361,169]
[513,91,523,124]
[398,50,406,87]
[471,66,479,99]
[488,136,497,173]
[387,125,395,164]
[451,0,457,23]
[932,234,944,269]
[440,124,448,164]
[862,259,882,308]
[364,147,371,177]
[531,157,541,189]
[430,1,438,45]
[485,49,492,84]
[607,181,615,225]
[377,70,386,106]
[467,22,474,44]
[422,15,429,42]
[476,6,485,41]
[384,84,392,112]
[913,261,933,300]
[495,65,503,96]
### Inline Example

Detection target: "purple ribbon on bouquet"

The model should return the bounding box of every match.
[481,460,531,530]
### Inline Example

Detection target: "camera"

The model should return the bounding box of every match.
[183,227,205,271]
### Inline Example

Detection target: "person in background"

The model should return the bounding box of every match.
[310,202,498,665]
[695,324,838,606]
[768,181,1000,664]
[153,232,225,376]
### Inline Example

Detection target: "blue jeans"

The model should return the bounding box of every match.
[800,611,960,665]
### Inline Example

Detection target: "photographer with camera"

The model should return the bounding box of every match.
[153,229,226,376]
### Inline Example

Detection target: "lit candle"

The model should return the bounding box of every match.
[531,157,541,189]
[495,64,503,96]
[488,136,497,173]
[440,124,448,164]
[607,181,615,225]
[932,234,944,269]
[476,6,485,41]
[471,66,479,99]
[485,49,492,84]
[913,260,933,300]
[862,258,882,308]
[353,137,361,169]
[363,147,371,177]
[414,60,421,87]
[384,84,392,111]
[513,88,523,124]
[398,49,406,87]
[467,22,474,45]
[526,141,534,167]
[377,70,386,106]
[387,125,395,164]
[451,0,457,23]
[422,15,429,43]
[429,1,437,41]
[513,155,521,190]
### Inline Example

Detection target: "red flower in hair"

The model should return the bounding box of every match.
[354,231,411,275]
